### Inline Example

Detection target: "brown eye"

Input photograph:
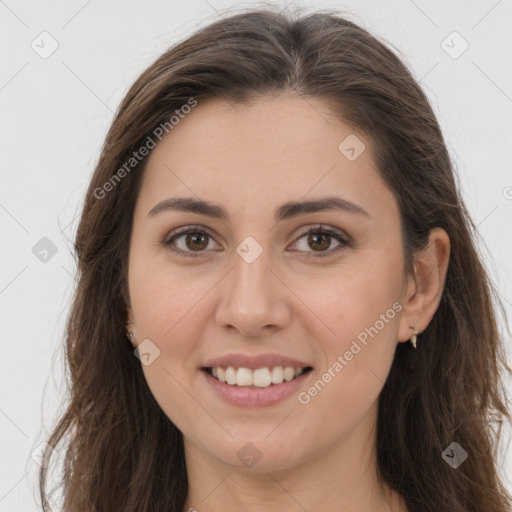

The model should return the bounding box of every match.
[306,232,332,252]
[162,226,219,257]
[290,225,350,258]
[183,232,209,251]
[162,224,350,258]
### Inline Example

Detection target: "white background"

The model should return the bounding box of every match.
[0,0,511,509]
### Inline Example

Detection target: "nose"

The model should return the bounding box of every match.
[214,247,291,337]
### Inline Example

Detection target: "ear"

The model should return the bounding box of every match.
[398,227,450,342]
[126,306,135,324]
[125,303,138,348]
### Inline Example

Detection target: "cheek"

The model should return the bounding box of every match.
[296,256,402,396]
[130,264,206,430]
[298,256,401,341]
[294,296,399,444]
[130,255,203,336]
[128,264,196,398]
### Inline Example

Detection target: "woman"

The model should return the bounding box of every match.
[39,7,512,512]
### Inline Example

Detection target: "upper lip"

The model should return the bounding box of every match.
[202,353,313,370]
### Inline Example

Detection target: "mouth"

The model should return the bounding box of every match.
[201,365,314,388]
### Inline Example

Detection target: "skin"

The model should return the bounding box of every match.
[125,94,450,512]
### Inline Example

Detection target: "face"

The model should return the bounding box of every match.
[126,94,412,471]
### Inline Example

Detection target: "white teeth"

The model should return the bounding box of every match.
[225,366,237,385]
[209,365,307,388]
[271,366,284,384]
[253,368,272,387]
[236,367,253,386]
[283,367,295,381]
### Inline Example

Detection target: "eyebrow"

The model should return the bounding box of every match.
[148,196,370,222]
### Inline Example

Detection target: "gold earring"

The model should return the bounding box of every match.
[409,326,418,349]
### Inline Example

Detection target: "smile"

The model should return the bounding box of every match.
[203,365,313,388]
[201,366,314,407]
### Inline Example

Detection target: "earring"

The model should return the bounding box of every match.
[409,326,418,349]
[126,320,134,340]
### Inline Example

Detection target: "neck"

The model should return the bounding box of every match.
[182,403,407,512]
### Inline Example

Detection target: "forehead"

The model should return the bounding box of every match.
[136,95,396,223]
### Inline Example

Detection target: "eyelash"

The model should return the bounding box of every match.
[161,224,351,259]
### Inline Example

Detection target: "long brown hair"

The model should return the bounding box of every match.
[38,6,512,511]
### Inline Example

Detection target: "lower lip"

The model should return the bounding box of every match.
[202,369,313,407]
